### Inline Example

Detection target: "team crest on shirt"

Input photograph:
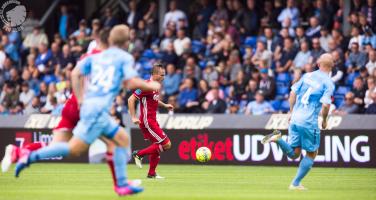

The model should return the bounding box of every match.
[153,93,159,101]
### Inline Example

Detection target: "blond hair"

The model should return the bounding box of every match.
[109,25,130,47]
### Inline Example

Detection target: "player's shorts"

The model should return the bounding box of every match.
[73,105,120,145]
[288,123,320,152]
[140,120,169,145]
[53,103,80,132]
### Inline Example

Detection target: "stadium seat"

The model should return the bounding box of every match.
[344,72,359,87]
[271,100,282,111]
[244,36,257,48]
[191,40,205,54]
[280,100,290,113]
[142,49,156,59]
[333,86,350,108]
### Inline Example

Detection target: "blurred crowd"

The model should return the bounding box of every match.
[0,0,376,116]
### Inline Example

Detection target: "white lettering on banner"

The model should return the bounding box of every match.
[24,114,51,128]
[156,114,169,127]
[265,114,342,130]
[48,116,61,129]
[232,134,370,163]
[332,136,350,162]
[351,136,370,163]
[233,135,251,161]
[165,116,213,129]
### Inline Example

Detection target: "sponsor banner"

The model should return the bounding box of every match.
[131,129,375,168]
[0,128,88,163]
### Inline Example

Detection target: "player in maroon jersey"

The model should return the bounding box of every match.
[128,62,173,179]
[0,28,139,187]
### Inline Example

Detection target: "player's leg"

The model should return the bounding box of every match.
[289,126,320,190]
[108,127,144,195]
[147,138,171,179]
[262,125,301,159]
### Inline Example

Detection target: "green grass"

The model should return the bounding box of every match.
[0,164,375,200]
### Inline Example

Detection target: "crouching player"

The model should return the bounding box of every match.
[128,62,173,179]
[262,53,335,190]
[14,25,161,196]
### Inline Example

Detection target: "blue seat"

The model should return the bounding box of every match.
[344,72,359,87]
[280,100,290,113]
[142,49,155,59]
[271,100,282,111]
[276,72,291,83]
[335,86,350,95]
[244,36,257,48]
[191,40,205,54]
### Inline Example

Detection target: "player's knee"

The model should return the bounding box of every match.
[69,147,83,157]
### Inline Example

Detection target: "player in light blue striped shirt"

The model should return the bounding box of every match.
[262,53,335,190]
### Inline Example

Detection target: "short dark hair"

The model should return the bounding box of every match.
[99,27,111,46]
[151,62,164,75]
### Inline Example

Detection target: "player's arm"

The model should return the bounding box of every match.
[321,104,330,129]
[71,56,92,105]
[127,94,140,125]
[158,100,174,111]
[124,78,160,91]
[289,91,297,113]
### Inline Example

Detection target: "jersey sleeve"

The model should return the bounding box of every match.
[291,74,305,94]
[122,56,138,81]
[133,89,142,99]
[320,81,335,105]
[76,56,92,75]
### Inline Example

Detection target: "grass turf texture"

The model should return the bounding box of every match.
[0,164,375,200]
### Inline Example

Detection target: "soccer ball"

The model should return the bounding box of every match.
[196,147,212,163]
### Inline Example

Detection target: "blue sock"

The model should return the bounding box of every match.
[29,142,70,163]
[276,138,296,158]
[292,156,314,186]
[114,147,128,187]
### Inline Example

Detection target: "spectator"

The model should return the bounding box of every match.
[0,44,6,70]
[35,43,52,73]
[352,77,366,110]
[60,44,75,70]
[292,41,311,69]
[19,82,35,108]
[160,29,175,51]
[24,96,40,115]
[277,0,299,28]
[231,71,247,101]
[365,77,376,108]
[193,0,215,39]
[163,0,187,29]
[362,27,376,49]
[202,61,219,84]
[143,1,159,38]
[361,0,376,31]
[38,82,48,106]
[205,80,225,102]
[126,0,141,28]
[333,92,358,115]
[173,29,191,56]
[259,68,275,100]
[331,50,345,85]
[183,57,201,80]
[235,0,259,36]
[58,5,75,40]
[260,26,280,52]
[0,82,19,114]
[163,64,181,98]
[251,41,272,68]
[245,79,258,102]
[197,79,210,110]
[161,42,178,65]
[210,0,228,27]
[365,91,376,114]
[71,19,91,38]
[227,99,240,114]
[366,50,376,75]
[348,26,364,50]
[178,78,199,112]
[310,37,325,64]
[206,88,226,113]
[2,35,19,63]
[294,26,308,48]
[275,37,296,73]
[319,28,332,52]
[23,26,49,50]
[227,50,242,83]
[347,42,368,72]
[245,90,274,115]
[306,16,321,39]
[102,8,119,28]
[314,0,333,29]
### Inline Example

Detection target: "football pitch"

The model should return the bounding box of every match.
[0,164,375,200]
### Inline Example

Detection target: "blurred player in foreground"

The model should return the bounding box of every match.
[262,53,335,190]
[128,62,173,179]
[14,25,161,196]
[1,28,132,189]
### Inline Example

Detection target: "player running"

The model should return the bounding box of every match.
[1,28,131,188]
[14,25,161,196]
[262,53,335,190]
[128,62,173,179]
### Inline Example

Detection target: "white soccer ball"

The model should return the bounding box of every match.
[196,147,212,163]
